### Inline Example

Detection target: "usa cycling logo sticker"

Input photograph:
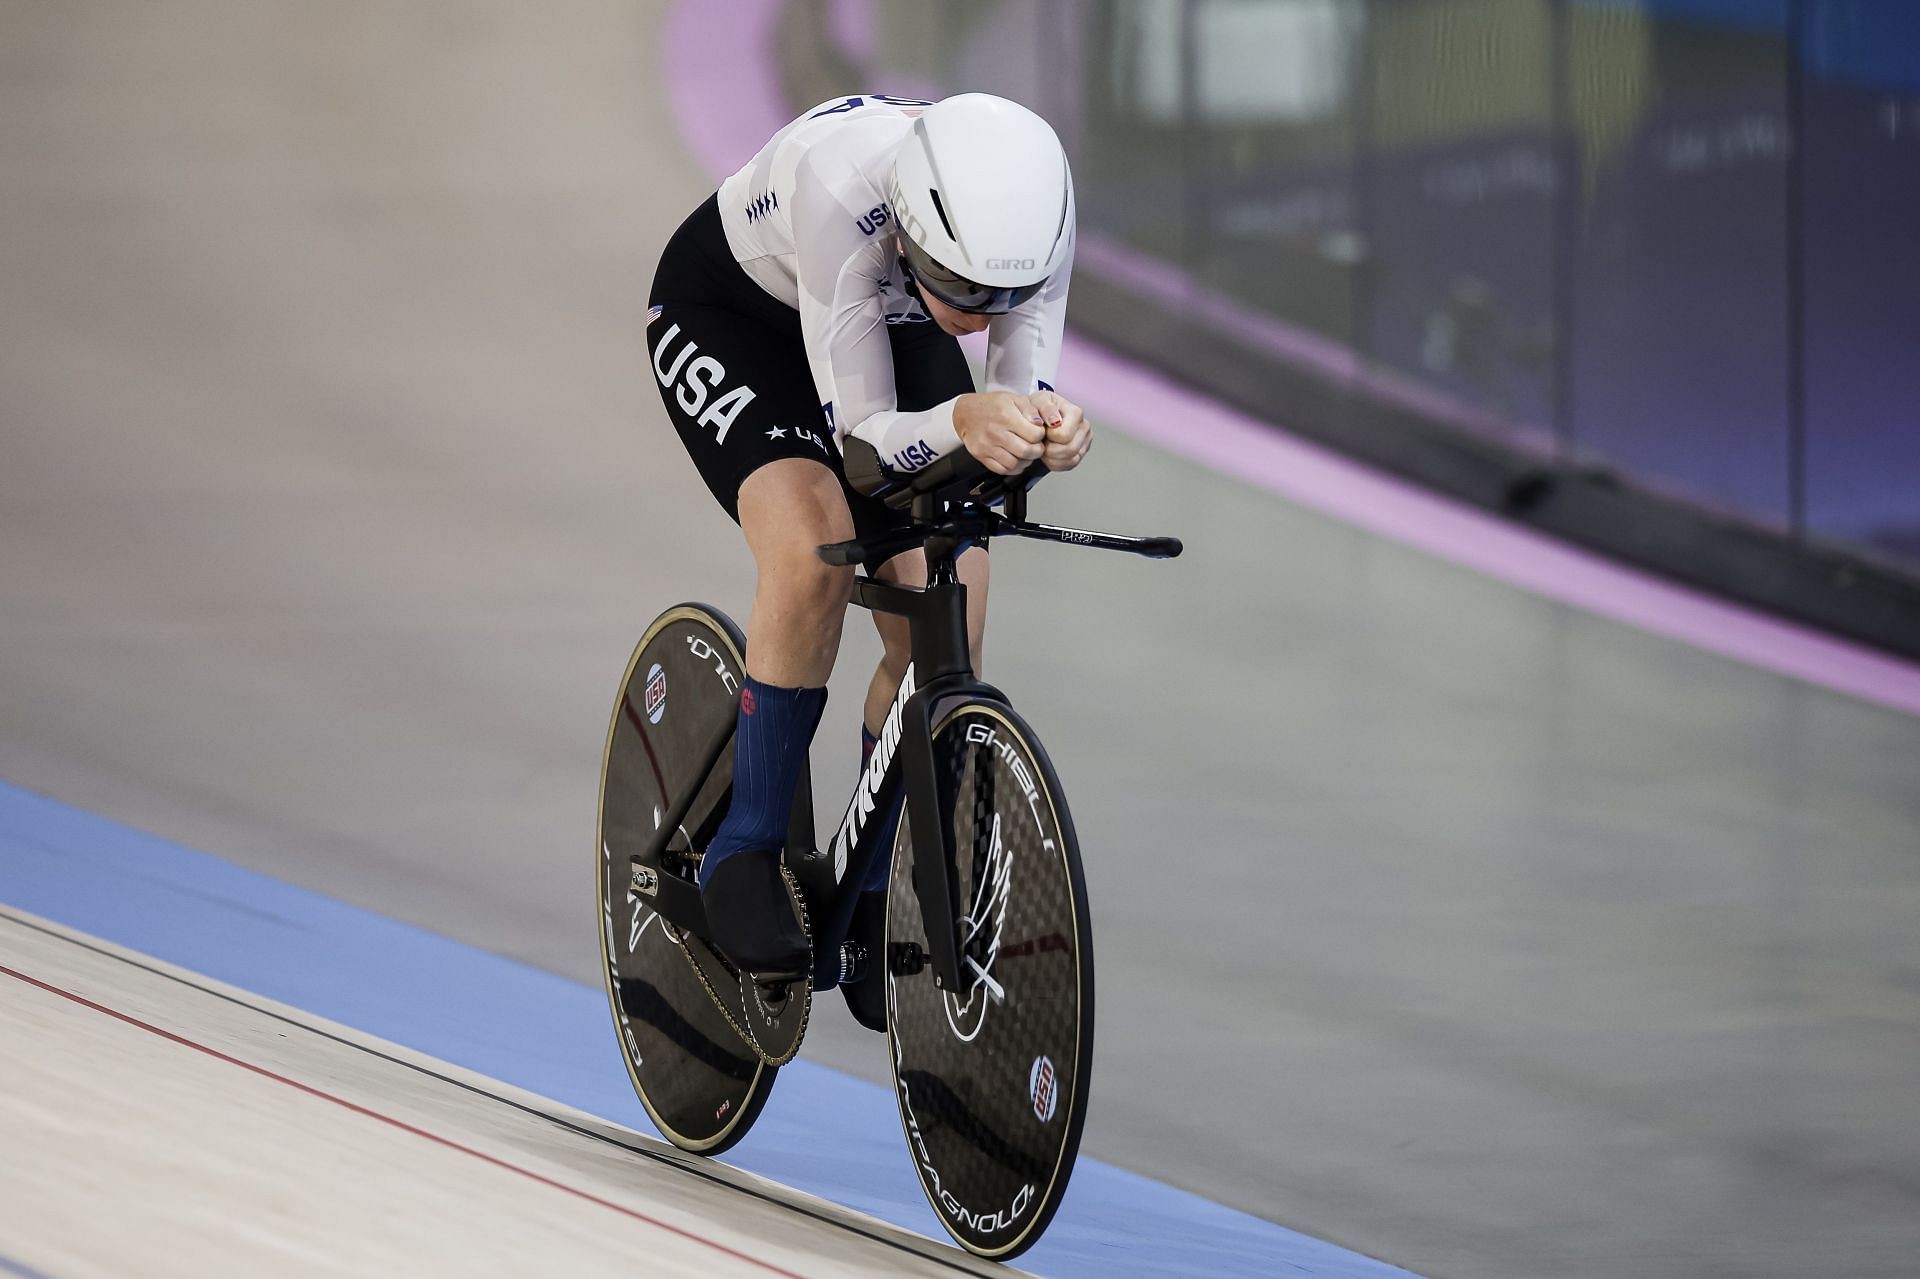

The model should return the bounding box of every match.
[1030,1054,1057,1123]
[647,304,664,326]
[644,662,667,724]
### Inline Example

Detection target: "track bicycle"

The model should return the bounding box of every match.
[596,441,1181,1258]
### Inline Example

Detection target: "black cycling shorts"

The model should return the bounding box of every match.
[646,194,973,552]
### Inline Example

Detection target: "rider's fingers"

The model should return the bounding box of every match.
[981,444,1022,475]
[1004,413,1046,445]
[965,436,1004,473]
[1047,413,1087,447]
[1030,390,1065,427]
[1000,396,1047,443]
[1043,414,1091,468]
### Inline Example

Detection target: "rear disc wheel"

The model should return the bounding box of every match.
[597,603,775,1154]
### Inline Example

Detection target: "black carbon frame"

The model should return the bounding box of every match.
[832,551,996,995]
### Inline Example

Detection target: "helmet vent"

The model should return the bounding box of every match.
[927,187,958,245]
[1053,162,1071,244]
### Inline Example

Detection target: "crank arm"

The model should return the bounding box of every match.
[625,713,733,939]
[628,855,708,935]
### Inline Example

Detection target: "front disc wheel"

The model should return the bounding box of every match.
[886,700,1093,1259]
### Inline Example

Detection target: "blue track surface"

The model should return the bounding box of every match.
[0,780,1421,1278]
[0,1254,61,1279]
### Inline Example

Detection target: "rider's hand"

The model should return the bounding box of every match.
[955,391,1046,476]
[1031,391,1091,472]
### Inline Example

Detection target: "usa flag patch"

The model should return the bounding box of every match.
[644,662,667,724]
[1030,1055,1057,1123]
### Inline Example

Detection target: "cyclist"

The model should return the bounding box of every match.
[644,92,1090,1025]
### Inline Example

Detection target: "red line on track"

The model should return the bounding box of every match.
[0,962,811,1279]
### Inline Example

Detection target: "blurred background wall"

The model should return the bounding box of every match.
[784,0,1920,655]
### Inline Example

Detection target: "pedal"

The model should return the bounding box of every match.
[889,940,928,977]
[755,967,808,992]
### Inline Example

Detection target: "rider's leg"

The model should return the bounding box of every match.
[698,458,854,971]
[739,458,856,685]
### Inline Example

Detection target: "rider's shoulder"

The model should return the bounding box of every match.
[788,131,901,248]
[788,95,922,139]
[795,93,934,122]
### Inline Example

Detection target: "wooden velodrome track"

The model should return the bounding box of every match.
[3,4,1918,1276]
[0,907,1011,1279]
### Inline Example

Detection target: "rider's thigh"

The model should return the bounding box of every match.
[737,458,857,573]
[872,544,990,673]
[736,459,858,684]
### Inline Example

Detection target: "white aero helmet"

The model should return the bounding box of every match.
[888,93,1073,314]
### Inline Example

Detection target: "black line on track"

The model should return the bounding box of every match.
[0,908,997,1278]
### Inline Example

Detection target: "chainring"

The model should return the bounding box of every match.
[673,863,813,1067]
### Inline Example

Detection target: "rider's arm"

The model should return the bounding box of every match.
[792,154,962,472]
[983,226,1074,397]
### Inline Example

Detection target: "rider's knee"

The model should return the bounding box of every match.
[738,461,856,605]
[808,555,857,610]
[739,459,852,535]
[762,549,853,618]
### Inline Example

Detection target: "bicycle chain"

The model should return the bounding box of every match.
[670,863,812,1068]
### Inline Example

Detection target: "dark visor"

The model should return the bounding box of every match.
[898,238,1046,315]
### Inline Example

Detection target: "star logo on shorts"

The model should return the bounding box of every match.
[766,425,787,440]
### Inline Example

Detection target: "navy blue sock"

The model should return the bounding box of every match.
[858,723,901,894]
[698,676,827,889]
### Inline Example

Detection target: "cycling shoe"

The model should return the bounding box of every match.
[700,848,810,974]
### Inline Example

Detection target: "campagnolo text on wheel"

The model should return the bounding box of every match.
[594,91,1181,1260]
